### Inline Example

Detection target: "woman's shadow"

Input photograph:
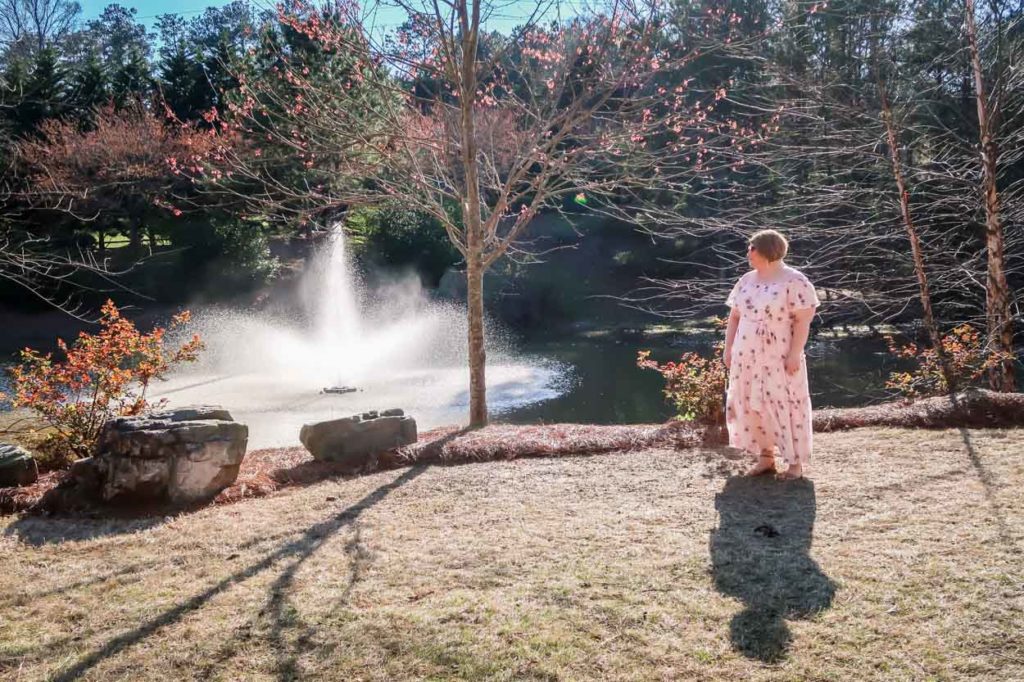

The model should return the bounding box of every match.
[709,476,836,662]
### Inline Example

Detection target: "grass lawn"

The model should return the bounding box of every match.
[0,409,44,454]
[2,427,1022,681]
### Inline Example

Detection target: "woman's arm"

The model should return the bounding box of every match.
[724,307,740,369]
[785,308,815,374]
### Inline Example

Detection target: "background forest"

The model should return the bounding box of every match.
[0,0,1020,376]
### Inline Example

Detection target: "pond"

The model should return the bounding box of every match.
[499,331,901,426]
[1,327,903,449]
[0,229,910,448]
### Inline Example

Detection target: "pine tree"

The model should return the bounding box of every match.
[159,40,205,121]
[112,45,151,108]
[70,50,110,126]
[16,47,66,135]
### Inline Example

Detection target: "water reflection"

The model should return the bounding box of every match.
[501,333,902,426]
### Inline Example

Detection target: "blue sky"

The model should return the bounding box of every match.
[80,1,240,30]
[79,1,552,35]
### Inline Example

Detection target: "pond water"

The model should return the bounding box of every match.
[1,328,901,449]
[0,229,909,448]
[498,332,901,426]
[136,329,897,449]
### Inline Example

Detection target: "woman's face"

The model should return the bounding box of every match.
[747,243,770,270]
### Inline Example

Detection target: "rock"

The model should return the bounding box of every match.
[69,457,100,495]
[94,406,248,505]
[300,409,417,467]
[0,444,38,487]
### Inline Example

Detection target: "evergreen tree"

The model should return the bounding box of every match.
[159,43,202,120]
[70,49,110,125]
[16,46,66,135]
[111,44,150,107]
[83,4,151,107]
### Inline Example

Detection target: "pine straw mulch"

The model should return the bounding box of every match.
[813,388,1024,431]
[0,471,71,516]
[3,389,1023,516]
[0,422,700,515]
[213,421,701,505]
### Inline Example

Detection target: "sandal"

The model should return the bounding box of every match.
[745,452,776,477]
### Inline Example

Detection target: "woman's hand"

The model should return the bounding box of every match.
[784,349,801,375]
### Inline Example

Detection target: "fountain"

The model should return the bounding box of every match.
[152,227,566,448]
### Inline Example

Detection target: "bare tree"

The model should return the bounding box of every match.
[629,0,1022,384]
[872,27,957,390]
[0,0,80,53]
[964,0,1016,391]
[194,0,740,426]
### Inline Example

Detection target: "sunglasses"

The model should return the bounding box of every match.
[747,244,757,253]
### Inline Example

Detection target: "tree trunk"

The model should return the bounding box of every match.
[965,0,1016,391]
[128,223,143,257]
[466,258,487,427]
[459,0,487,427]
[877,77,956,390]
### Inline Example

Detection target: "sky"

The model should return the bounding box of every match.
[78,0,557,35]
[79,1,241,31]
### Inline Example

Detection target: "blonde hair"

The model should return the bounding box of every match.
[749,229,788,262]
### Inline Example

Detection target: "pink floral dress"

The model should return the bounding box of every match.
[725,266,820,468]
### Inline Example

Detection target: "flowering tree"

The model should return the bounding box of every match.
[193,0,750,427]
[17,104,219,255]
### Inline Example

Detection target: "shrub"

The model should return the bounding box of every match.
[346,204,459,286]
[885,324,1013,399]
[637,342,727,425]
[165,216,279,292]
[2,301,203,468]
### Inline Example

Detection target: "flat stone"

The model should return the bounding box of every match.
[0,444,38,488]
[300,410,417,467]
[69,457,100,493]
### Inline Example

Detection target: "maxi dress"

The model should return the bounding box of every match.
[725,266,820,468]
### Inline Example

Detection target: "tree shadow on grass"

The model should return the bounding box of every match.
[49,464,428,682]
[257,520,376,680]
[253,428,475,679]
[958,427,1021,557]
[710,476,835,662]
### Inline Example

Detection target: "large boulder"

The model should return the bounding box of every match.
[94,406,247,505]
[300,409,417,467]
[0,444,38,488]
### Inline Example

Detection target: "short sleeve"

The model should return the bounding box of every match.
[725,276,744,308]
[787,274,820,311]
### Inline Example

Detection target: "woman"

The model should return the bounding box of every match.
[724,230,819,480]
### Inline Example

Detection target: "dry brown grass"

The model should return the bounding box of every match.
[0,409,43,454]
[2,427,1022,681]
